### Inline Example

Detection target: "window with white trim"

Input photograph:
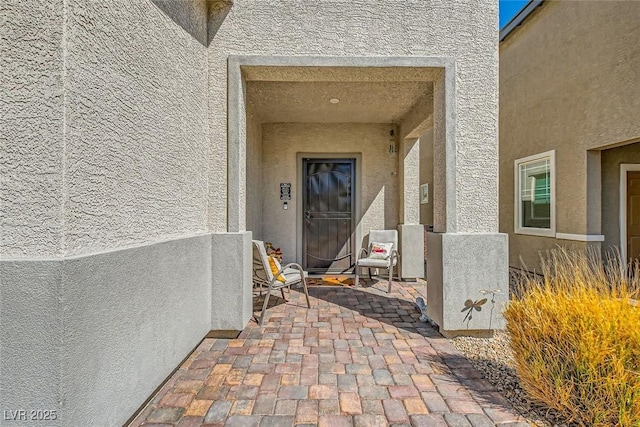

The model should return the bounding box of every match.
[515,150,555,236]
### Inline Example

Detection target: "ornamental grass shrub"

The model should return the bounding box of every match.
[505,248,640,426]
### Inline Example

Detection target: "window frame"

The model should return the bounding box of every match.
[514,150,556,237]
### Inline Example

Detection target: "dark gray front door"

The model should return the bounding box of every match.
[303,159,355,273]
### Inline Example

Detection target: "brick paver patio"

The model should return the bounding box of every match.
[129,281,529,427]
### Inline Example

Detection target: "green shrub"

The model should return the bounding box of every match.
[505,248,640,426]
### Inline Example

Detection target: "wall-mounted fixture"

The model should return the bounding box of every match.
[389,129,398,155]
[389,128,397,155]
[280,183,291,200]
[329,98,340,104]
[420,183,430,204]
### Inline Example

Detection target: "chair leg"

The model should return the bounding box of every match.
[301,278,311,308]
[259,282,274,326]
[368,268,372,280]
[280,288,286,300]
[388,264,393,293]
[354,265,360,287]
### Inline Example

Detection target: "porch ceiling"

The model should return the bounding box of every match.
[247,80,433,124]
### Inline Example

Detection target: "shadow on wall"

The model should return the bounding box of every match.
[151,0,232,46]
[461,288,502,330]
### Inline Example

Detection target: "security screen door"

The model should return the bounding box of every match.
[302,159,355,273]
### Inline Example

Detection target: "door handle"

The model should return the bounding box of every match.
[305,211,311,220]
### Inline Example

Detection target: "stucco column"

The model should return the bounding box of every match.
[400,138,421,225]
[211,231,253,330]
[432,72,448,233]
[398,137,425,279]
[426,68,509,337]
[227,61,247,233]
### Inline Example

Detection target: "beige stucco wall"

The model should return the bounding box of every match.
[499,1,640,269]
[2,0,65,257]
[261,123,398,264]
[2,2,212,425]
[601,142,640,252]
[63,2,209,255]
[209,0,500,234]
[419,129,435,227]
[2,0,210,257]
[246,99,263,240]
[397,88,433,226]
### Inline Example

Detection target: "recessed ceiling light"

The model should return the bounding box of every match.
[329,98,340,104]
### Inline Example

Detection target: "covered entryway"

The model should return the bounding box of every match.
[237,61,437,279]
[218,56,508,337]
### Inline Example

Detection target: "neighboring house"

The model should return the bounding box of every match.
[498,0,640,271]
[2,1,507,424]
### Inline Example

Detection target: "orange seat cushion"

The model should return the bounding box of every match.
[268,256,286,283]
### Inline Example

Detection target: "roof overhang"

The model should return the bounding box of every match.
[499,0,545,42]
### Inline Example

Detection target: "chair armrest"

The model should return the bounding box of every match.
[270,262,306,284]
[280,262,305,275]
[358,247,368,260]
[390,250,399,264]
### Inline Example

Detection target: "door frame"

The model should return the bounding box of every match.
[619,163,640,262]
[296,153,363,269]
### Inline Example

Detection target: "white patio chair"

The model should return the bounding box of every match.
[354,230,399,293]
[252,240,311,326]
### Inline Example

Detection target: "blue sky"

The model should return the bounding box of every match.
[499,0,530,29]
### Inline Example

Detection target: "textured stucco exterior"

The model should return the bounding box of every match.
[2,0,504,422]
[2,1,212,424]
[431,75,447,233]
[1,0,65,257]
[211,232,253,330]
[231,53,504,332]
[420,130,435,227]
[1,0,209,258]
[398,82,433,229]
[63,1,209,256]
[499,1,640,269]
[261,123,399,264]
[246,98,263,240]
[399,137,421,225]
[208,0,500,235]
[427,232,508,336]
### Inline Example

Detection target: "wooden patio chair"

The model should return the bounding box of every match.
[252,240,311,325]
[354,230,399,292]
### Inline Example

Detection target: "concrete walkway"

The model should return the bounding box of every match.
[129,281,529,427]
